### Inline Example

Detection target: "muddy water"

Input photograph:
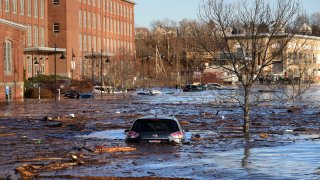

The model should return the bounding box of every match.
[0,86,320,179]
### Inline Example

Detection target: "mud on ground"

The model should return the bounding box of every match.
[0,91,320,179]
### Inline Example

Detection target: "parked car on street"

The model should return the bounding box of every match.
[125,115,185,144]
[182,84,205,92]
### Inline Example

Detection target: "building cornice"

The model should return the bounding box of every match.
[0,18,27,31]
[123,0,135,5]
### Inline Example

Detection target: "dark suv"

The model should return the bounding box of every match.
[125,115,185,144]
[182,84,205,92]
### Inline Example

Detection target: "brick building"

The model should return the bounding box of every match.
[0,19,26,102]
[0,0,135,80]
[0,0,135,101]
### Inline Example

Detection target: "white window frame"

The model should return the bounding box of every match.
[40,27,45,46]
[27,25,32,46]
[4,40,12,75]
[40,0,44,18]
[13,0,17,14]
[5,0,9,12]
[34,26,38,46]
[79,10,82,27]
[79,33,82,51]
[27,0,31,16]
[83,11,86,27]
[20,0,24,15]
[34,0,38,17]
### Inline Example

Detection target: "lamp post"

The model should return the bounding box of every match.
[100,49,103,99]
[54,43,66,101]
[105,55,111,93]
[71,49,76,81]
[34,57,40,99]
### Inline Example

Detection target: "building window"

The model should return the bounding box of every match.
[88,35,91,50]
[41,59,45,74]
[93,36,96,51]
[20,0,24,14]
[40,27,45,46]
[53,23,60,33]
[28,57,32,74]
[83,34,87,51]
[40,0,44,18]
[34,26,38,46]
[79,34,82,51]
[27,0,31,16]
[83,11,86,27]
[103,16,106,31]
[53,0,59,5]
[97,36,101,50]
[13,0,17,13]
[98,15,100,30]
[4,40,12,75]
[34,0,38,17]
[5,0,9,12]
[27,25,32,46]
[93,13,96,29]
[88,12,91,28]
[79,10,82,26]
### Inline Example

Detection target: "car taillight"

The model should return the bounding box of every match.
[170,131,184,139]
[127,131,139,138]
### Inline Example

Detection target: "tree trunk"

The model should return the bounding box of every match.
[243,88,251,134]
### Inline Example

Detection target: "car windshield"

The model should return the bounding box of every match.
[131,119,179,133]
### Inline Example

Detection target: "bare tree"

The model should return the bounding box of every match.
[193,0,302,134]
[310,12,320,36]
[108,48,136,93]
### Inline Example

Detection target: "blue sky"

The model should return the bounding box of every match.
[134,0,320,28]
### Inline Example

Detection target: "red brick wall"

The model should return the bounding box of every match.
[0,22,26,102]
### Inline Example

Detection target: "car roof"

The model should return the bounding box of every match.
[137,115,178,121]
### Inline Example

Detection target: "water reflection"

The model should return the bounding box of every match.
[241,137,250,168]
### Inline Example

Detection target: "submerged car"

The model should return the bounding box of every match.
[64,90,80,99]
[92,86,111,94]
[205,83,224,90]
[137,89,162,96]
[125,115,185,144]
[77,93,94,99]
[182,84,205,92]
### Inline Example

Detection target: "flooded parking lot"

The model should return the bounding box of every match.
[0,86,320,179]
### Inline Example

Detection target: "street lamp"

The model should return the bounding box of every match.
[105,56,111,93]
[71,49,76,81]
[54,43,65,101]
[31,56,39,86]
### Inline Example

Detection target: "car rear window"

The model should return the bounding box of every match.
[131,119,179,133]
